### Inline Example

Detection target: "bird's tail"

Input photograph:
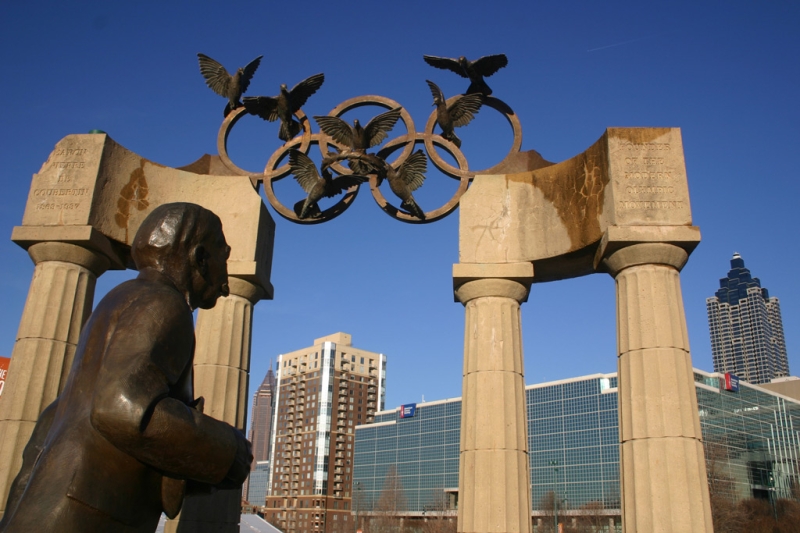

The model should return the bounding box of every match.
[401,198,426,220]
[294,199,320,219]
[443,130,462,149]
[224,103,232,117]
[467,80,492,96]
[280,119,302,142]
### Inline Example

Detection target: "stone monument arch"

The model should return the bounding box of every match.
[0,51,714,533]
[453,127,712,532]
[0,133,275,531]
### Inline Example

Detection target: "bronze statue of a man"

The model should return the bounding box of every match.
[0,203,252,532]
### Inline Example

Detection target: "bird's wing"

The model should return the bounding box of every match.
[325,175,367,198]
[289,150,321,193]
[448,94,483,128]
[363,107,402,148]
[243,96,280,122]
[423,55,466,78]
[198,54,232,97]
[399,150,428,192]
[287,73,325,112]
[314,116,354,146]
[471,54,508,77]
[426,80,447,104]
[239,55,263,94]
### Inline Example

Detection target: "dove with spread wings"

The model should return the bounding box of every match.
[423,54,508,96]
[289,150,367,219]
[314,107,402,174]
[244,74,325,142]
[197,53,263,117]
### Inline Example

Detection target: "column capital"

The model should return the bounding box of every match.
[26,242,111,277]
[227,276,267,305]
[453,262,533,304]
[594,225,701,277]
[12,225,125,272]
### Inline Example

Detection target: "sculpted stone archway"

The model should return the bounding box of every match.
[453,127,711,532]
[0,126,713,533]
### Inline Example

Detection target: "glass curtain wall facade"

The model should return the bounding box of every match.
[353,398,461,514]
[707,253,790,384]
[354,370,800,526]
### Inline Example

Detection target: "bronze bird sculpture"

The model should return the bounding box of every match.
[358,151,428,219]
[289,150,366,219]
[423,54,508,96]
[314,107,402,174]
[197,53,263,117]
[426,80,483,148]
[243,73,325,142]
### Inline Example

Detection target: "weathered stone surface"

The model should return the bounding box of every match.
[20,133,274,294]
[455,277,531,533]
[458,128,691,282]
[0,243,106,512]
[603,243,712,532]
[4,134,274,527]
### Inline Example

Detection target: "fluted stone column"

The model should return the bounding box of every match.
[0,242,110,516]
[167,277,266,533]
[596,229,713,533]
[454,263,533,533]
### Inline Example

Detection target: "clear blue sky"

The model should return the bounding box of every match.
[1,2,799,427]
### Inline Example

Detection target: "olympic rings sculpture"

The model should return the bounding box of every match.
[216,94,522,224]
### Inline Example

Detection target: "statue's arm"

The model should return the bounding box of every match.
[89,291,248,485]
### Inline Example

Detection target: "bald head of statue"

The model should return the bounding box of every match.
[132,202,231,310]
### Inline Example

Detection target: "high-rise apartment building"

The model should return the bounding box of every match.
[245,368,277,503]
[264,333,386,533]
[707,253,790,384]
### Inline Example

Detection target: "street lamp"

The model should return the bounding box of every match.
[548,460,559,533]
[354,481,361,533]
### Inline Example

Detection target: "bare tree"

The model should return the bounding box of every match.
[573,501,607,532]
[369,466,408,533]
[420,488,456,533]
[704,439,749,533]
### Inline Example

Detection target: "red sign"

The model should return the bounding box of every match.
[0,357,9,397]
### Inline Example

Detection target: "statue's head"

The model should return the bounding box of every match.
[132,202,231,310]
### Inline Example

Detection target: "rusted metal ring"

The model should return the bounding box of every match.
[317,95,416,176]
[369,134,469,224]
[423,96,522,180]
[217,106,313,180]
[261,138,362,225]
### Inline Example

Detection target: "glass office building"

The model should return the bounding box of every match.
[354,369,800,526]
[707,253,789,384]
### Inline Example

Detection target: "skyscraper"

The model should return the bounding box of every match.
[245,367,277,504]
[250,368,278,463]
[263,333,386,533]
[707,253,789,384]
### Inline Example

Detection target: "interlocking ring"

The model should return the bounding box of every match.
[423,96,522,180]
[261,136,361,225]
[370,133,469,224]
[318,96,416,178]
[216,106,313,179]
[214,93,522,224]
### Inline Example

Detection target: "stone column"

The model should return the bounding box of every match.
[453,263,534,533]
[0,241,110,515]
[166,277,266,533]
[595,227,713,533]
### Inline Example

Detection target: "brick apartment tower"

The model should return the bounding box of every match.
[244,367,276,503]
[264,333,386,533]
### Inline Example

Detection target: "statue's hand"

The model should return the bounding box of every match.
[216,429,253,489]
